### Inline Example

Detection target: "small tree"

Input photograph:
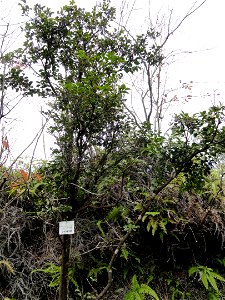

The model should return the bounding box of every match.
[6,1,163,299]
[118,0,207,133]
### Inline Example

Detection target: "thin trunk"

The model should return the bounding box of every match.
[58,235,70,300]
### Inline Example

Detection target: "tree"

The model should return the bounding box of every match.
[118,0,207,133]
[6,0,163,299]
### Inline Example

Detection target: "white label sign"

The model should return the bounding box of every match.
[59,221,74,235]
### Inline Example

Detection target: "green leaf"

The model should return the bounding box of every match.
[134,202,143,211]
[140,284,160,300]
[208,290,220,300]
[107,206,121,221]
[207,275,218,292]
[145,211,160,216]
[96,220,105,237]
[131,275,139,290]
[146,220,152,232]
[142,215,147,222]
[31,263,60,288]
[142,211,160,222]
[121,247,129,261]
[211,272,225,282]
[151,220,158,236]
[124,291,142,300]
[159,219,167,234]
[188,266,199,276]
[201,272,209,290]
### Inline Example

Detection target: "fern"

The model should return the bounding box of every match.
[107,205,128,222]
[189,265,225,299]
[124,275,159,300]
[31,263,60,287]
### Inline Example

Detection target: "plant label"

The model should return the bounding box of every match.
[59,221,74,235]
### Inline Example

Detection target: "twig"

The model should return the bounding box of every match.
[70,183,104,196]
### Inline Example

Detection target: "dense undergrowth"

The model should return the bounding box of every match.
[1,156,225,300]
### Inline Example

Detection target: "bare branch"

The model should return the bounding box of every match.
[160,1,207,50]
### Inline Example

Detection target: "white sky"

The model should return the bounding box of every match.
[1,0,225,163]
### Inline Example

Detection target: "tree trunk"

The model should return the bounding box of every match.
[58,235,70,300]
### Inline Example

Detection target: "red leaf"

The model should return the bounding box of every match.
[20,169,28,183]
[2,137,9,150]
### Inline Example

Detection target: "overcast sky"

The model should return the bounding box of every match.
[1,0,225,162]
